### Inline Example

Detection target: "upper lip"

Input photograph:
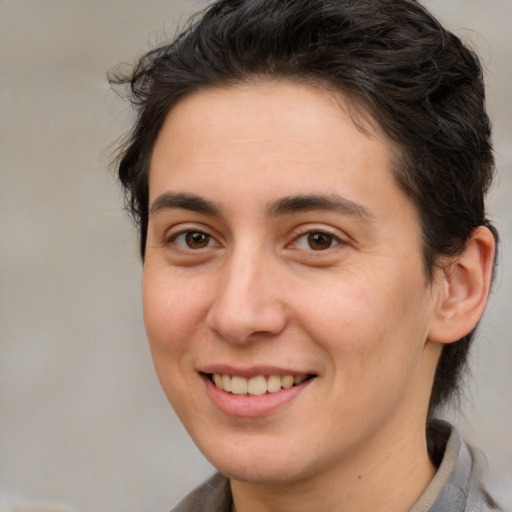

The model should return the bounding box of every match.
[199,364,316,378]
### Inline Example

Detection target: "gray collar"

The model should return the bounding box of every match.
[412,420,500,511]
[412,420,473,511]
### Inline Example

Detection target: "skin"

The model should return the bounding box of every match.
[143,81,494,512]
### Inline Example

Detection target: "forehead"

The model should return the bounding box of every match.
[149,81,400,206]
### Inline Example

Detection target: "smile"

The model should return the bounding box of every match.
[209,373,312,396]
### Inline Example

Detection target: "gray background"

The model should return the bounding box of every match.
[0,1,510,511]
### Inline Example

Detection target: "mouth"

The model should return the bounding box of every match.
[206,373,315,396]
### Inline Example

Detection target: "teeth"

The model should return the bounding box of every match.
[294,375,306,385]
[267,375,282,393]
[231,376,248,395]
[247,376,267,396]
[213,373,223,388]
[222,374,232,392]
[211,373,310,395]
[281,375,294,389]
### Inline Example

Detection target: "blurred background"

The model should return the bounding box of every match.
[0,1,510,511]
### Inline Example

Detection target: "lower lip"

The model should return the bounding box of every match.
[202,374,314,417]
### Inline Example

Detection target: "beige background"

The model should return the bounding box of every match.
[0,1,510,511]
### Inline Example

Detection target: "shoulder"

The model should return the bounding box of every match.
[170,473,231,512]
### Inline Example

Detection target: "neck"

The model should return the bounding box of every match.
[230,419,436,512]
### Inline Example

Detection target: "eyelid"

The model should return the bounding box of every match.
[294,232,340,250]
[288,225,348,250]
[173,231,220,249]
[164,223,222,248]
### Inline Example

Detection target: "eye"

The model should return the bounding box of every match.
[295,231,340,251]
[172,231,218,249]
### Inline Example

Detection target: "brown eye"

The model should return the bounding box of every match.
[307,232,335,250]
[172,231,216,249]
[295,231,340,251]
[185,232,210,248]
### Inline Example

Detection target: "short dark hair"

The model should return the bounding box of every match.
[110,0,497,415]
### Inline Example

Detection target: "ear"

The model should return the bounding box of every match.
[428,226,496,344]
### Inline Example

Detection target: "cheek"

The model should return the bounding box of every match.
[297,267,430,373]
[142,269,210,362]
[141,270,215,419]
[297,274,432,433]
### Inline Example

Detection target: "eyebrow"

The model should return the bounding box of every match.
[149,191,373,221]
[267,194,373,220]
[150,192,221,216]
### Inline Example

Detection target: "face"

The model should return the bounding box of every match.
[143,81,444,485]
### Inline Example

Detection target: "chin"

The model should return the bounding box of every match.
[194,434,319,485]
[216,459,309,485]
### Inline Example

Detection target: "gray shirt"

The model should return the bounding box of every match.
[171,421,501,512]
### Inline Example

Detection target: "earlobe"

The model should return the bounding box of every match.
[428,226,496,344]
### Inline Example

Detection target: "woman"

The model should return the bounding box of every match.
[111,0,501,510]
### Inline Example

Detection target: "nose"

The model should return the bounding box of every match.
[206,250,287,344]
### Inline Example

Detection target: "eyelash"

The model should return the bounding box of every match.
[166,227,344,254]
[293,231,342,251]
[168,230,219,250]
